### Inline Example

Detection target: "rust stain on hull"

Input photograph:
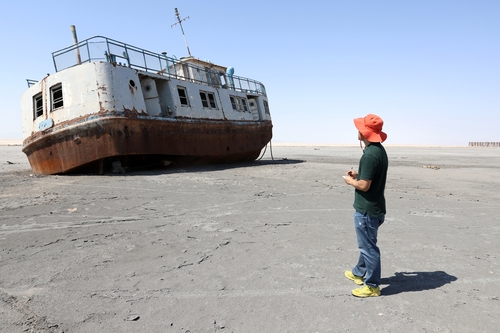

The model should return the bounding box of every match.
[22,116,273,174]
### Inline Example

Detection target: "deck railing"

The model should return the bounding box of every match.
[51,36,266,96]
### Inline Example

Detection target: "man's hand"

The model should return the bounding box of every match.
[343,169,371,192]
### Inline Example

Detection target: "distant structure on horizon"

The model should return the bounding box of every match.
[468,142,500,147]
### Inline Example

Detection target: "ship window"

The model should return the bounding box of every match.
[177,86,189,106]
[51,84,63,110]
[33,93,43,119]
[200,92,209,108]
[230,97,237,110]
[219,74,227,87]
[241,98,248,112]
[263,100,270,114]
[200,91,217,109]
[208,93,216,108]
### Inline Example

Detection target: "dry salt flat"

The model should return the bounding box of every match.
[0,143,499,332]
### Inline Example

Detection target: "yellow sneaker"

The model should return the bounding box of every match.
[352,285,381,298]
[344,270,364,285]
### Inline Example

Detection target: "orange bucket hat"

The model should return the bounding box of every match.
[353,114,387,143]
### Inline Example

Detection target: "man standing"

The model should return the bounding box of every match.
[343,114,388,297]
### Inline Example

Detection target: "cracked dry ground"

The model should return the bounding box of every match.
[1,145,500,332]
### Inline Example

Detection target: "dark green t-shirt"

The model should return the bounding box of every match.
[353,143,388,217]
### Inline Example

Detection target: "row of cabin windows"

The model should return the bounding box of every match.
[33,83,266,120]
[177,86,252,112]
[177,86,218,110]
[33,84,64,119]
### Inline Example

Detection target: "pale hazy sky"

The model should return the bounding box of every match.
[1,1,498,145]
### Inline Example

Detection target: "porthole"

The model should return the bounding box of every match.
[129,80,136,87]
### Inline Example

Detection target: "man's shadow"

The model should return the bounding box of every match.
[380,271,457,295]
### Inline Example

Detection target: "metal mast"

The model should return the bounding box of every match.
[171,8,192,57]
[70,25,82,64]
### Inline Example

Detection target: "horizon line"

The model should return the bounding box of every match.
[1,139,495,149]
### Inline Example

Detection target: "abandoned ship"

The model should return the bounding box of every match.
[21,31,272,174]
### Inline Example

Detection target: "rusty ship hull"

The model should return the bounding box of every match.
[21,36,273,174]
[22,114,272,174]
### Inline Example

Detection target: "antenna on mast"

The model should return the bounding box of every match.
[171,8,192,57]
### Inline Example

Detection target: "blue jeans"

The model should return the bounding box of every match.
[352,211,384,287]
